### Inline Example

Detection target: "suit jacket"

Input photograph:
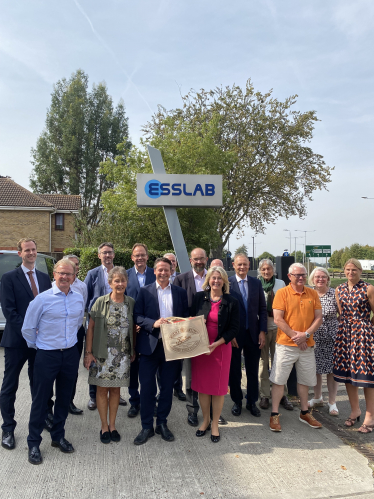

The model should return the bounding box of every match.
[84,265,108,312]
[134,282,188,356]
[125,266,156,301]
[228,275,267,346]
[0,267,51,348]
[190,291,240,344]
[173,270,197,310]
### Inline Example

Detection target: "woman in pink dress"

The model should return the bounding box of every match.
[191,266,240,442]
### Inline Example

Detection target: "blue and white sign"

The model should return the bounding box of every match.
[137,174,223,207]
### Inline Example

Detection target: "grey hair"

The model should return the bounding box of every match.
[63,254,80,263]
[107,266,128,283]
[288,262,307,274]
[258,259,275,275]
[308,267,330,286]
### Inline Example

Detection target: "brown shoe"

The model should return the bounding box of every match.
[270,414,282,432]
[299,412,322,429]
[280,395,294,411]
[259,397,270,410]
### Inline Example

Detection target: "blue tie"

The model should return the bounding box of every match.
[239,279,249,329]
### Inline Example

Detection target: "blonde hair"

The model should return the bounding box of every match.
[308,267,330,286]
[202,266,230,294]
[344,258,363,271]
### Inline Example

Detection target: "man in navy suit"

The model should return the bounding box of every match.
[84,242,119,410]
[125,243,156,418]
[0,238,51,450]
[228,253,267,417]
[133,257,188,445]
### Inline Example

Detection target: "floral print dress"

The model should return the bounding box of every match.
[88,300,131,387]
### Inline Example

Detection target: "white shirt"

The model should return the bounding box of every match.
[235,273,248,296]
[21,264,39,293]
[193,269,207,293]
[71,277,88,310]
[135,266,147,288]
[156,281,173,338]
[102,265,112,294]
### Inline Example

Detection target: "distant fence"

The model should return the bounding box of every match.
[329,271,374,280]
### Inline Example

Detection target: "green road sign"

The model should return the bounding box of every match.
[306,245,331,258]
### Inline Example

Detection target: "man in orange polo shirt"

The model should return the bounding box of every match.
[269,263,323,432]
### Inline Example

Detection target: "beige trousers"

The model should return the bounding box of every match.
[258,328,287,398]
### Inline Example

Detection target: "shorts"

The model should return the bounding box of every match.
[269,344,317,387]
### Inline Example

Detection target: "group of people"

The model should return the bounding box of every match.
[1,238,374,466]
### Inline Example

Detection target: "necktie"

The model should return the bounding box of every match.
[239,279,249,329]
[27,271,38,297]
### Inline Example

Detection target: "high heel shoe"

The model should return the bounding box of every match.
[344,415,360,427]
[196,423,211,437]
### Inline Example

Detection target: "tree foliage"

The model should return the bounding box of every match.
[257,251,275,262]
[235,244,249,256]
[142,80,333,254]
[329,244,374,268]
[30,69,131,227]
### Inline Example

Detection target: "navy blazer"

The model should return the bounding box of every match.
[0,267,51,348]
[84,266,108,312]
[228,275,267,345]
[125,266,156,301]
[173,270,197,310]
[134,282,188,356]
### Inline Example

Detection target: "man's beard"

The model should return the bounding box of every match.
[192,263,205,273]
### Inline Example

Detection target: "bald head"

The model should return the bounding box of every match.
[210,259,224,268]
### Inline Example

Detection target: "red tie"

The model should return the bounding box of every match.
[27,271,38,298]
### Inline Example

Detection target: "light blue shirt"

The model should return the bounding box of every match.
[136,266,147,288]
[102,265,112,294]
[22,282,84,350]
[21,264,39,293]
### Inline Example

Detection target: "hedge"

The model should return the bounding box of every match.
[64,247,174,281]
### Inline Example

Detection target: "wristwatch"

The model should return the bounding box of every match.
[305,332,311,339]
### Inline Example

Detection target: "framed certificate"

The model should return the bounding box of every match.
[160,315,210,361]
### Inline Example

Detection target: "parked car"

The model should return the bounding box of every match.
[0,250,55,333]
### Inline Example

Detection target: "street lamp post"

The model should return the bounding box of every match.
[283,229,291,255]
[293,236,303,260]
[294,229,316,274]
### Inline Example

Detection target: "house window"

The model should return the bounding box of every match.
[55,213,64,230]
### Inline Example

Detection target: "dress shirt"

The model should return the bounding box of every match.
[235,274,248,296]
[22,282,84,350]
[21,264,39,293]
[156,281,173,338]
[169,272,177,284]
[193,269,207,293]
[71,277,88,308]
[135,266,147,288]
[102,265,112,294]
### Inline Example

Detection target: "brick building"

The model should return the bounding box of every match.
[0,177,80,253]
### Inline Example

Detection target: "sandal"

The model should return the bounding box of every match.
[344,416,360,427]
[328,403,339,416]
[358,423,374,434]
[308,397,324,408]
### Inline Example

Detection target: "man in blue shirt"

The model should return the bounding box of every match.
[22,259,84,465]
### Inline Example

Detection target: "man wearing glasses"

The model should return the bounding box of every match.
[269,263,323,432]
[22,259,84,464]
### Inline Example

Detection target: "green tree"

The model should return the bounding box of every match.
[294,250,305,264]
[235,244,249,256]
[142,80,333,255]
[258,251,275,262]
[30,69,131,228]
[329,249,344,268]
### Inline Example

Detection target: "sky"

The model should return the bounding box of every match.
[0,0,373,259]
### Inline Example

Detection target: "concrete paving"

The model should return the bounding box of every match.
[0,348,373,499]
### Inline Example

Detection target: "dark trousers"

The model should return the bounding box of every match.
[287,365,298,396]
[139,341,179,429]
[229,335,261,406]
[157,359,183,393]
[70,325,85,403]
[27,345,79,449]
[0,347,36,432]
[128,353,141,407]
[184,358,199,415]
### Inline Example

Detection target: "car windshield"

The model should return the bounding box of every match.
[0,253,54,281]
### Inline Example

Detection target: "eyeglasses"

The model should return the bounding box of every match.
[290,273,307,278]
[191,258,206,262]
[133,253,147,258]
[55,272,74,277]
[100,251,114,256]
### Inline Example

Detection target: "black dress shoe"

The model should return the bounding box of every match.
[1,431,15,450]
[231,403,242,417]
[87,398,97,410]
[187,413,199,427]
[280,395,294,411]
[119,396,127,406]
[211,433,220,443]
[28,446,43,465]
[51,437,75,453]
[174,389,187,401]
[134,428,155,445]
[218,415,228,425]
[110,430,121,442]
[128,405,140,418]
[247,403,261,417]
[100,430,111,444]
[155,423,175,442]
[68,402,83,415]
[196,423,211,437]
[44,418,53,432]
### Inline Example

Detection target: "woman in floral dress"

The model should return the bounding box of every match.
[84,267,136,443]
[333,259,374,433]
